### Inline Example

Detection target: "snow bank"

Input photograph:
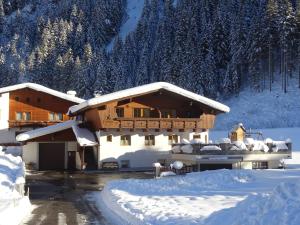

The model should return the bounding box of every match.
[96,170,253,224]
[207,182,300,225]
[93,169,300,225]
[0,152,31,225]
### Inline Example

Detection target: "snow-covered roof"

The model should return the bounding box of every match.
[16,120,76,142]
[16,120,98,147]
[72,125,98,147]
[68,82,230,115]
[0,83,84,103]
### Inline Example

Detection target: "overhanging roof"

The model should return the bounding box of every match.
[68,82,230,115]
[0,83,84,104]
[16,120,76,142]
[16,120,98,147]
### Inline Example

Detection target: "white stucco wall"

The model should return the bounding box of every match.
[0,92,9,130]
[22,142,39,169]
[97,129,208,168]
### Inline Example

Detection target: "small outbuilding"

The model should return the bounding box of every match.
[230,123,246,142]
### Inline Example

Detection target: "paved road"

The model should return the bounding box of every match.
[21,171,153,225]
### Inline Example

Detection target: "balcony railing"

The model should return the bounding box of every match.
[8,120,60,128]
[100,117,215,130]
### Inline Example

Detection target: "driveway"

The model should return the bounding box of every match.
[21,171,153,225]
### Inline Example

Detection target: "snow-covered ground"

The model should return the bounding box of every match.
[0,150,31,225]
[107,0,145,51]
[215,79,300,130]
[91,169,300,225]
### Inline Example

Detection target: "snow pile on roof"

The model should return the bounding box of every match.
[68,82,230,115]
[272,141,288,152]
[16,120,77,142]
[244,138,255,146]
[0,83,84,103]
[0,152,31,224]
[232,141,247,150]
[253,141,269,152]
[200,145,222,151]
[171,145,181,153]
[181,144,193,154]
[72,125,98,147]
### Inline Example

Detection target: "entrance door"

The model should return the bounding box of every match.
[84,147,97,170]
[67,151,76,170]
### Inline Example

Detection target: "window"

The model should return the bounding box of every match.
[134,108,151,118]
[56,113,63,121]
[15,97,19,101]
[49,112,63,121]
[121,160,130,168]
[24,112,31,121]
[120,135,131,146]
[16,112,22,121]
[161,109,176,118]
[145,135,155,146]
[37,97,41,103]
[193,134,201,139]
[16,112,31,121]
[26,97,30,103]
[116,108,124,118]
[168,135,179,145]
[107,135,113,142]
[49,112,55,121]
[252,161,268,169]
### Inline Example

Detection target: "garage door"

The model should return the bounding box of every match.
[200,164,232,171]
[39,143,65,170]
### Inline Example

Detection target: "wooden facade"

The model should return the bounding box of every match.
[29,128,77,142]
[9,88,75,128]
[82,90,217,131]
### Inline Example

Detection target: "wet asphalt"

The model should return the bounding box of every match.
[21,171,153,225]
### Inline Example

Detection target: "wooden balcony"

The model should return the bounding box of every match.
[8,120,59,128]
[100,115,215,130]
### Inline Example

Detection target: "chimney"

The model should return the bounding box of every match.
[93,90,102,97]
[67,90,77,97]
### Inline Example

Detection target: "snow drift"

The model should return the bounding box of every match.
[0,151,31,225]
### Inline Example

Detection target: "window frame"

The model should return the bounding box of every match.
[116,107,124,118]
[168,134,179,145]
[120,135,131,146]
[145,135,155,146]
[107,135,113,142]
[16,112,23,121]
[252,161,268,169]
